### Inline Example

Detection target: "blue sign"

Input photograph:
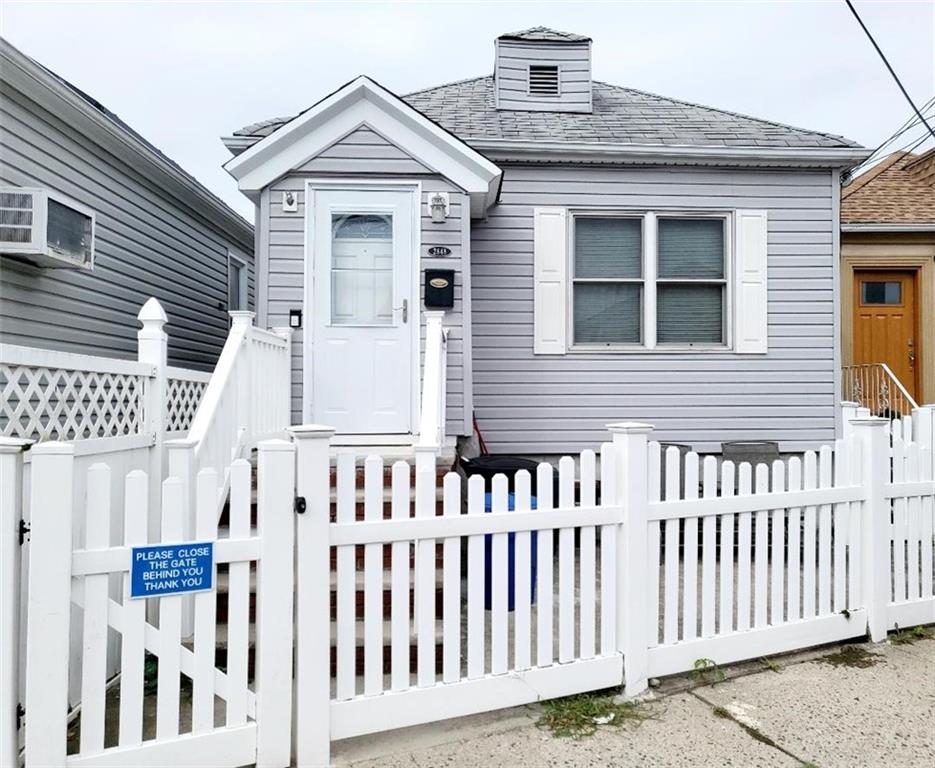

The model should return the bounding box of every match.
[130,542,214,599]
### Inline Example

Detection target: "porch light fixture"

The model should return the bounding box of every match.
[429,192,449,223]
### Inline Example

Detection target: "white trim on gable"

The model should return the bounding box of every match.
[224,76,502,218]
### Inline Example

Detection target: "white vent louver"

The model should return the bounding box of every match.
[0,187,95,269]
[528,65,560,96]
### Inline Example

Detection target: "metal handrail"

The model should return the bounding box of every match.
[842,363,917,417]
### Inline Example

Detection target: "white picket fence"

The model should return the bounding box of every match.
[21,441,296,768]
[0,298,293,768]
[8,407,935,768]
[285,408,935,765]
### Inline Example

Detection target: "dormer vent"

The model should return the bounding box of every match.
[528,65,559,96]
[494,27,592,113]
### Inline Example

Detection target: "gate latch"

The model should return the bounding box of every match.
[294,496,307,515]
[18,520,30,545]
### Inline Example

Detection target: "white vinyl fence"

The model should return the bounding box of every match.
[21,441,295,768]
[0,299,293,768]
[8,406,935,768]
[289,409,935,766]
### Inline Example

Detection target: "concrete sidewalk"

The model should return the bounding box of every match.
[332,636,935,767]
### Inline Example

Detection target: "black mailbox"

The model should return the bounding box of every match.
[424,269,455,308]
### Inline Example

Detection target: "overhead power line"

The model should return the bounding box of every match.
[844,0,935,142]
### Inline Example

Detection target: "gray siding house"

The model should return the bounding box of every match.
[223,27,867,454]
[0,38,254,369]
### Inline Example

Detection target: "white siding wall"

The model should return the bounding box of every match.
[0,82,254,369]
[471,165,837,454]
[261,127,470,433]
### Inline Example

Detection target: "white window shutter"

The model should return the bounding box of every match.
[733,209,769,354]
[533,207,568,354]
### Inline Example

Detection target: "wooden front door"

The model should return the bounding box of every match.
[853,270,918,400]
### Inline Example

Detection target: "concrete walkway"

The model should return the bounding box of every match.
[332,636,935,767]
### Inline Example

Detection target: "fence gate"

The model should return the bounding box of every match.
[23,440,296,768]
[289,428,636,768]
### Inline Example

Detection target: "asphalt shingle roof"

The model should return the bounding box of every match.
[842,151,935,224]
[233,75,860,150]
[498,26,591,43]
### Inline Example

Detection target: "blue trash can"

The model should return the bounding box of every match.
[483,493,538,611]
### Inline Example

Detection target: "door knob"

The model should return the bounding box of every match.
[393,298,408,323]
[908,339,915,367]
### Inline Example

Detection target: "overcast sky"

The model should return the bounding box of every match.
[3,0,933,221]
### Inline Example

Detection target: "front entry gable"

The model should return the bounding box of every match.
[224,76,501,217]
[297,124,436,176]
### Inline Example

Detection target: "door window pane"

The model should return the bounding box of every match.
[861,281,901,305]
[331,214,393,325]
[573,283,642,344]
[658,218,724,279]
[657,284,724,344]
[574,217,642,278]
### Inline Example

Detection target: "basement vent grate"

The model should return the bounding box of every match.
[528,65,560,96]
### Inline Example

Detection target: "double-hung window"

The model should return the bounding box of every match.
[571,213,728,349]
[656,216,727,346]
[572,216,643,344]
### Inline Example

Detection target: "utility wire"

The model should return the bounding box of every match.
[845,0,935,142]
[853,99,935,174]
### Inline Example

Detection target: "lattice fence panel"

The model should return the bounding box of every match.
[0,364,146,441]
[166,377,207,432]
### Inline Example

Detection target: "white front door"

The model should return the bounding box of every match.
[310,188,415,434]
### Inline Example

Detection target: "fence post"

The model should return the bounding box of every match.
[138,298,168,546]
[851,416,890,641]
[608,421,653,697]
[0,438,29,768]
[254,438,296,768]
[912,404,935,477]
[288,424,334,768]
[271,326,293,431]
[840,401,859,441]
[165,438,197,635]
[230,311,256,444]
[24,441,74,768]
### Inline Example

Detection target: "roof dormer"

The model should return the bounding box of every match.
[494,27,592,113]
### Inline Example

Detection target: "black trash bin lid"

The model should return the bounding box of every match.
[461,455,540,474]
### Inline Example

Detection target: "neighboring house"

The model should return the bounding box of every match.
[222,26,867,454]
[0,38,254,370]
[841,150,935,409]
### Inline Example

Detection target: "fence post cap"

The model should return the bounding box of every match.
[848,417,889,428]
[0,437,32,453]
[606,422,654,435]
[137,297,168,326]
[840,400,860,408]
[423,310,446,322]
[164,437,198,449]
[287,424,336,440]
[29,440,74,455]
[257,438,296,452]
[228,310,256,326]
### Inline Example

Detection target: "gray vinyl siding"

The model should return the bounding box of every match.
[471,165,837,454]
[0,81,254,370]
[262,129,469,433]
[297,126,434,175]
[494,40,592,113]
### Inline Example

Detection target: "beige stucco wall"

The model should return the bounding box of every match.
[841,231,935,404]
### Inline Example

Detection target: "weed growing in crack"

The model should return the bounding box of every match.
[691,657,725,686]
[889,624,932,645]
[760,656,782,673]
[818,645,882,669]
[537,692,654,740]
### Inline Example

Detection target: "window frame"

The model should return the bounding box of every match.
[568,210,733,353]
[227,250,249,312]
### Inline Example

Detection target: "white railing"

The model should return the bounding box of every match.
[843,362,917,417]
[414,311,448,472]
[166,367,210,434]
[168,311,291,521]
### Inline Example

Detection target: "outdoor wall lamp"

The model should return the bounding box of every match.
[429,191,450,223]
